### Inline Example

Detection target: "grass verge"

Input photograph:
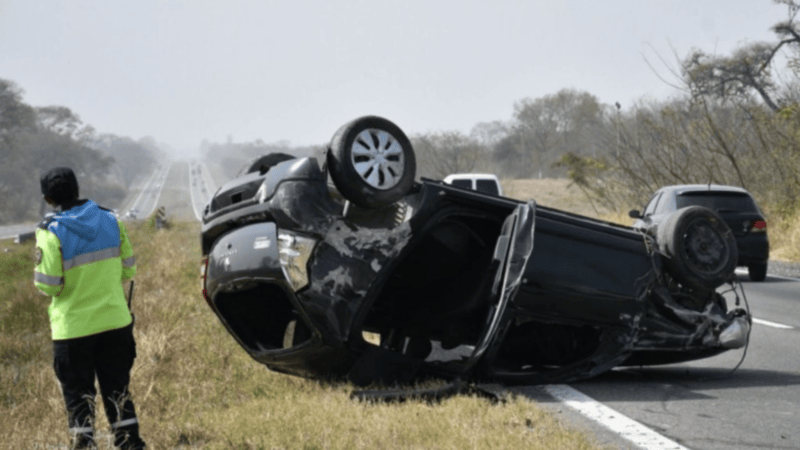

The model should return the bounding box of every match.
[1,222,615,449]
[764,210,800,262]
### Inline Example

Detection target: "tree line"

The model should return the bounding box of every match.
[412,0,800,219]
[0,79,163,224]
[9,0,799,225]
[560,0,800,216]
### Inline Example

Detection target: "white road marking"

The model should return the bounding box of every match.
[200,162,218,193]
[147,165,170,217]
[126,164,171,218]
[188,164,203,222]
[124,168,160,216]
[752,318,794,329]
[541,384,690,450]
[734,268,799,282]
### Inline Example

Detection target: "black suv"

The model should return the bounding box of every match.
[630,184,769,281]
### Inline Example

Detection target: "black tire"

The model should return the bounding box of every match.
[238,153,296,176]
[748,262,768,282]
[657,206,738,291]
[327,116,416,209]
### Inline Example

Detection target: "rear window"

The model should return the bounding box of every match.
[450,179,473,189]
[676,192,758,212]
[475,179,500,195]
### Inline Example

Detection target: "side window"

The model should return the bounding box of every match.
[643,192,662,216]
[450,179,472,190]
[655,193,676,214]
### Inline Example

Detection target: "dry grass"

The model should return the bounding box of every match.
[0,222,616,449]
[502,178,619,221]
[767,210,800,262]
[501,178,616,219]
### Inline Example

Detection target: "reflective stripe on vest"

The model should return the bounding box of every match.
[122,256,136,268]
[111,417,139,429]
[63,247,121,271]
[34,271,64,286]
[69,426,94,435]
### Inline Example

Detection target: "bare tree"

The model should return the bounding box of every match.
[682,44,781,111]
[494,89,611,178]
[412,131,486,180]
[681,0,800,111]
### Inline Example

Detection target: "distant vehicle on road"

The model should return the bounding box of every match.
[443,173,503,196]
[630,184,769,281]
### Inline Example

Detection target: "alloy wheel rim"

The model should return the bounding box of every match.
[350,129,405,190]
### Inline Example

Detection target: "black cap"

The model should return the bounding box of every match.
[40,167,79,205]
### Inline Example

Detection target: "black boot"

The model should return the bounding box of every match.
[113,425,146,450]
[70,433,96,450]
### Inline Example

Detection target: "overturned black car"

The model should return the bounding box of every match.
[200,116,750,387]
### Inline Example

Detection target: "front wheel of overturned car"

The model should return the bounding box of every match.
[657,206,738,291]
[327,116,416,209]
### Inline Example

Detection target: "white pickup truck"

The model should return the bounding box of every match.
[443,173,503,196]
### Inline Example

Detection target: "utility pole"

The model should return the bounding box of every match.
[615,102,621,159]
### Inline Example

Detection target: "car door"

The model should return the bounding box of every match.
[462,200,536,376]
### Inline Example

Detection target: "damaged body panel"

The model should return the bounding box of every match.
[200,116,750,386]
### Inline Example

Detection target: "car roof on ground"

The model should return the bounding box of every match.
[657,184,751,195]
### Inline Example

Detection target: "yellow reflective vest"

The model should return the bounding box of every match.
[34,200,136,340]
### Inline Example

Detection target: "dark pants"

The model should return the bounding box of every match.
[53,323,146,449]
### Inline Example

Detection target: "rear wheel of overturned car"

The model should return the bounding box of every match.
[327,116,416,209]
[657,206,738,291]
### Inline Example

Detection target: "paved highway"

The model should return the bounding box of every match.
[0,222,38,241]
[0,163,172,240]
[188,161,218,221]
[518,273,800,450]
[120,163,172,220]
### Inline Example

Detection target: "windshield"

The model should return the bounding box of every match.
[676,192,758,212]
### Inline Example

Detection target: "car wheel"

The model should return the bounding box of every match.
[327,116,416,209]
[239,153,296,176]
[657,206,738,291]
[748,262,768,282]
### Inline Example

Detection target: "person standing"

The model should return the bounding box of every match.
[34,167,146,450]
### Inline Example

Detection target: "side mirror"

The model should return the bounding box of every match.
[628,209,642,219]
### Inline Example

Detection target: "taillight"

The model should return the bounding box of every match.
[750,220,767,233]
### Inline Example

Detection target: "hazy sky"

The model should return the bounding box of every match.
[0,0,791,156]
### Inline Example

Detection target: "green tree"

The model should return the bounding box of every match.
[495,89,611,178]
